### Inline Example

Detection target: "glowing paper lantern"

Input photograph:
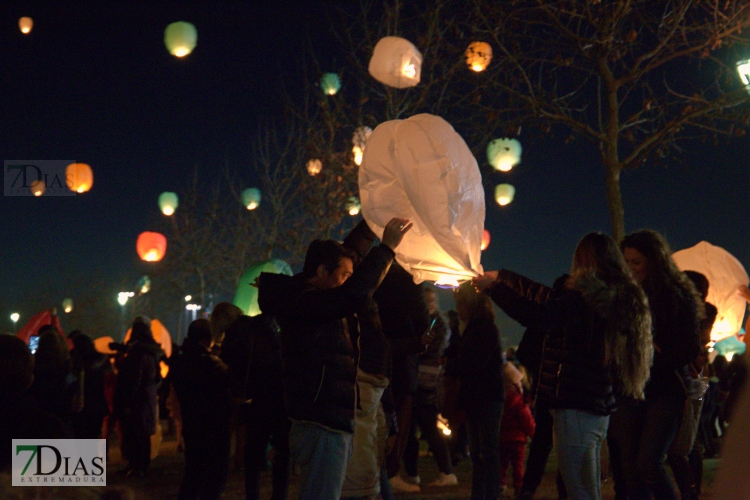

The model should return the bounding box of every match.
[137,231,168,262]
[164,21,197,58]
[672,241,750,342]
[359,113,485,285]
[242,188,261,210]
[320,73,341,95]
[306,159,322,176]
[158,192,179,216]
[31,179,45,196]
[465,41,492,72]
[481,229,491,251]
[346,197,361,216]
[714,335,747,361]
[65,163,93,193]
[19,17,33,34]
[138,275,151,294]
[352,126,373,166]
[233,259,293,316]
[495,184,515,206]
[487,138,522,172]
[62,298,73,314]
[737,59,750,94]
[368,36,422,89]
[94,336,116,355]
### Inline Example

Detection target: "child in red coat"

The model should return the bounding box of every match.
[499,362,535,495]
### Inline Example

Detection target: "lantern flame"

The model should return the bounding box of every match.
[348,206,360,216]
[162,206,174,216]
[497,196,511,206]
[64,306,72,313]
[328,88,336,95]
[173,47,190,57]
[246,202,258,210]
[471,64,484,72]
[437,414,452,436]
[435,275,460,288]
[353,145,364,166]
[144,250,159,261]
[402,62,417,78]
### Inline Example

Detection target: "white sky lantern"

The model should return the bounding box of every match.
[737,59,750,94]
[352,126,373,166]
[368,36,423,89]
[242,188,261,210]
[306,158,322,176]
[672,241,750,342]
[359,113,485,285]
[495,183,516,206]
[465,41,492,72]
[164,21,197,58]
[487,138,522,172]
[346,196,361,216]
[19,17,33,34]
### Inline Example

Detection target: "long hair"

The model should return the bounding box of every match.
[34,330,72,375]
[620,230,704,319]
[454,281,495,322]
[570,232,653,399]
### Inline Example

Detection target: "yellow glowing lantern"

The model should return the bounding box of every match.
[158,192,179,216]
[368,36,422,88]
[307,159,322,176]
[242,188,261,210]
[481,229,491,251]
[487,138,522,172]
[137,232,168,262]
[62,298,73,314]
[31,179,45,196]
[346,197,361,216]
[164,21,197,58]
[352,126,373,166]
[19,17,33,34]
[66,163,93,193]
[465,41,492,72]
[495,184,516,206]
[737,60,750,94]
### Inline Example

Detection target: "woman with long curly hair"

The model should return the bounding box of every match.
[474,232,653,500]
[608,230,702,500]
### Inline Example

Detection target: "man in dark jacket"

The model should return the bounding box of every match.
[171,318,233,500]
[258,217,410,500]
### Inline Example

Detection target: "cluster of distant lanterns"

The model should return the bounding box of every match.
[29,162,94,197]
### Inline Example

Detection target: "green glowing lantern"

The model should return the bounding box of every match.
[233,259,293,316]
[346,196,361,216]
[242,188,261,210]
[494,183,516,206]
[320,73,341,96]
[62,298,73,314]
[158,192,179,216]
[164,21,197,58]
[487,138,522,172]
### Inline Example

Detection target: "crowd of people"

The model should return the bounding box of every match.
[1,219,749,500]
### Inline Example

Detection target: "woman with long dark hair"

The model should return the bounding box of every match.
[474,232,653,500]
[608,230,702,500]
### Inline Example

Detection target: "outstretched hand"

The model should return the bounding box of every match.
[472,271,499,292]
[381,218,413,251]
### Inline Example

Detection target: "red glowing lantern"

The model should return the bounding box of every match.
[481,229,491,251]
[137,232,167,262]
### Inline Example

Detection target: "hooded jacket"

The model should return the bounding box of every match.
[258,244,394,433]
[488,269,652,416]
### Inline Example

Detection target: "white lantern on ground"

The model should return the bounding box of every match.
[487,138,522,172]
[368,36,422,89]
[495,184,515,206]
[359,113,485,285]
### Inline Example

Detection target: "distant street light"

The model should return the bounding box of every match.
[186,303,202,322]
[10,312,20,333]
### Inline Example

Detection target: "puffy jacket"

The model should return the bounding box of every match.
[258,244,394,433]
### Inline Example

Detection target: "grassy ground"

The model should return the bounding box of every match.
[98,428,721,500]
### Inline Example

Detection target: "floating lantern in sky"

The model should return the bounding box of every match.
[495,184,515,206]
[465,41,492,72]
[158,191,179,216]
[487,138,522,172]
[62,298,73,314]
[737,59,750,94]
[368,36,422,88]
[360,113,485,285]
[164,21,197,58]
[138,275,151,294]
[306,159,322,176]
[346,196,361,216]
[672,241,750,342]
[137,231,168,262]
[352,126,373,166]
[320,73,341,95]
[19,17,33,34]
[233,259,292,316]
[65,163,93,193]
[31,179,45,197]
[481,229,491,251]
[242,188,261,210]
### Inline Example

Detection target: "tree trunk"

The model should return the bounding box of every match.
[604,163,625,242]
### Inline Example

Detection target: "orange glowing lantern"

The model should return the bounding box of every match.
[31,179,45,196]
[137,232,168,262]
[481,229,491,251]
[465,41,492,72]
[66,163,94,193]
[19,17,33,34]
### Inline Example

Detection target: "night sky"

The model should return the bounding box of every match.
[1,2,748,343]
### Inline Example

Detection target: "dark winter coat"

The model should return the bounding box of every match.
[170,338,233,439]
[415,311,450,408]
[258,244,395,433]
[499,385,535,443]
[489,270,651,416]
[458,317,505,408]
[113,340,163,434]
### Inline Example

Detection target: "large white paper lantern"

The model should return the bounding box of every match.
[487,138,522,172]
[359,113,485,286]
[368,36,422,89]
[672,241,750,342]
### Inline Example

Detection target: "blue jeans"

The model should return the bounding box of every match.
[288,421,353,500]
[465,400,503,500]
[552,409,609,500]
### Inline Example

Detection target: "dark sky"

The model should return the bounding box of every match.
[1,2,748,343]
